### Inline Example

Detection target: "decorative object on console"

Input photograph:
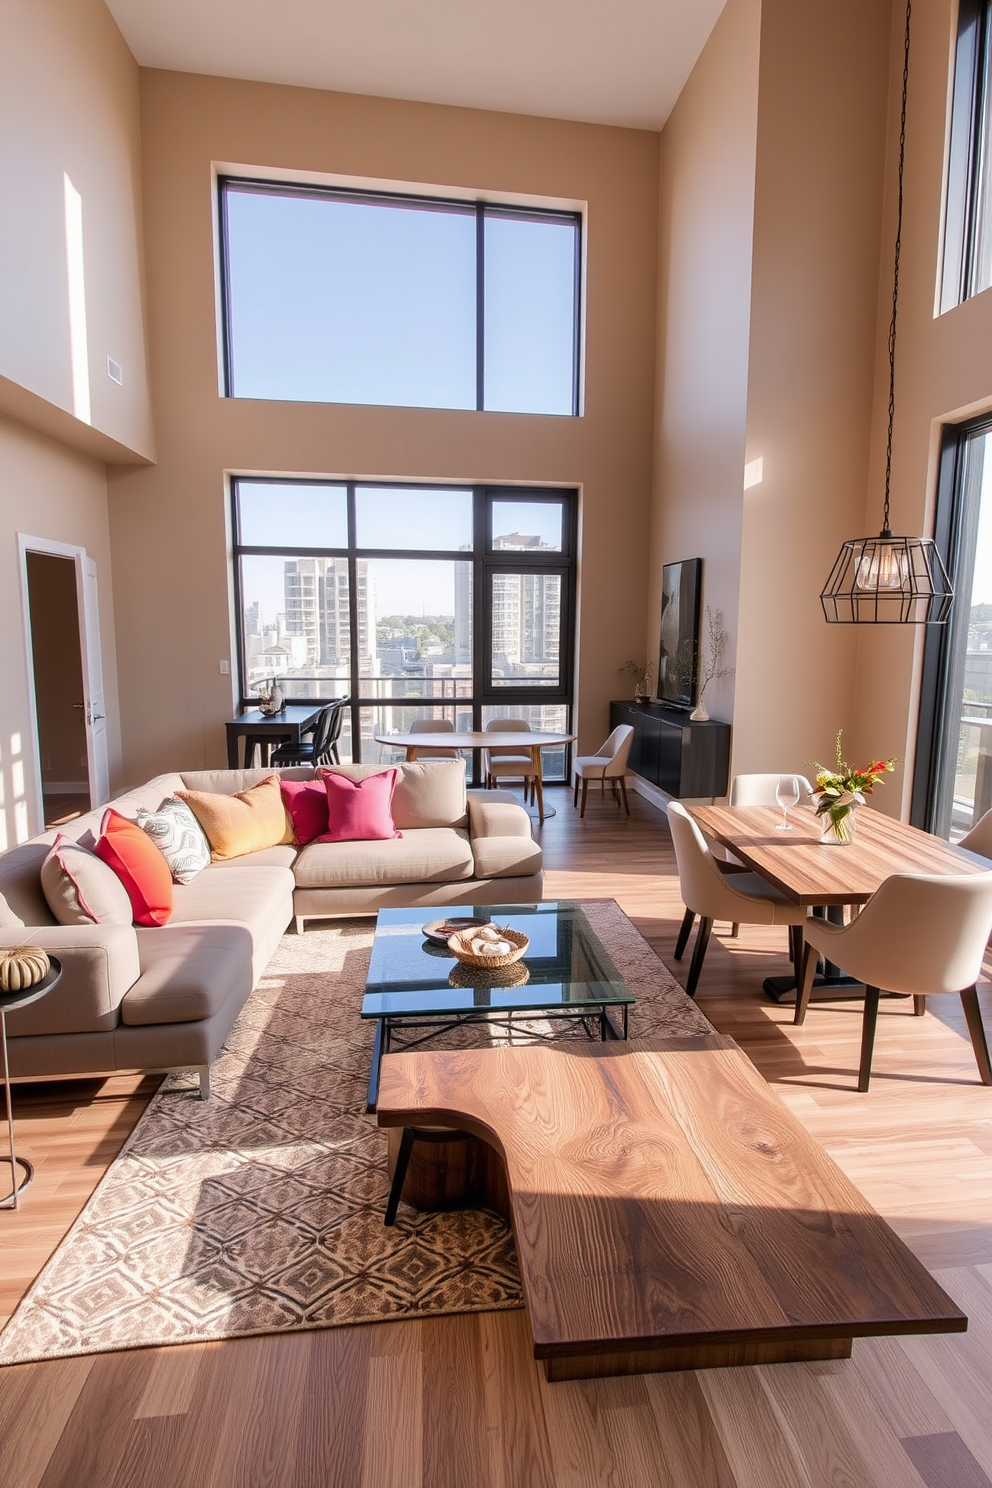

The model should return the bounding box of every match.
[689,606,733,722]
[0,946,50,993]
[820,0,952,626]
[255,677,285,715]
[94,809,174,926]
[658,557,702,709]
[178,774,293,860]
[617,659,654,703]
[136,798,211,884]
[810,731,899,846]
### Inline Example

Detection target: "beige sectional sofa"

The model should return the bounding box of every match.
[0,761,542,1098]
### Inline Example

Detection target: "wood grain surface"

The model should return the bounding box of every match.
[376,1035,965,1378]
[690,803,987,905]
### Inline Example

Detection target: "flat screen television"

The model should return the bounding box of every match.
[657,558,702,711]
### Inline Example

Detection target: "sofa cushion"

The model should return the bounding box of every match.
[294,827,475,888]
[136,798,211,884]
[0,924,140,1035]
[169,864,295,941]
[178,775,294,861]
[124,924,254,1026]
[320,760,467,830]
[319,769,401,843]
[95,809,174,927]
[179,767,314,794]
[470,835,545,881]
[0,890,24,929]
[41,837,134,927]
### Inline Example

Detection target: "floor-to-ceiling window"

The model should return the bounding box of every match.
[914,415,992,836]
[232,480,577,783]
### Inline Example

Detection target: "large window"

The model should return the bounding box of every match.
[913,414,992,836]
[220,179,581,416]
[941,0,992,311]
[232,480,577,783]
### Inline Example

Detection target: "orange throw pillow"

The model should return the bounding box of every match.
[95,809,173,927]
[177,774,293,861]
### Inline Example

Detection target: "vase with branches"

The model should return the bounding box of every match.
[618,659,654,702]
[690,607,733,721]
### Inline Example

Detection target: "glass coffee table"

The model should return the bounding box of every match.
[361,902,635,1111]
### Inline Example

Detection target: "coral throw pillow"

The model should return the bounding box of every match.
[95,809,173,927]
[319,769,402,843]
[280,779,330,846]
[177,774,293,861]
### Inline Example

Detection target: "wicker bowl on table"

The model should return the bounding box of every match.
[446,926,529,969]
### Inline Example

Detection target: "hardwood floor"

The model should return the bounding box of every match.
[3,784,992,1486]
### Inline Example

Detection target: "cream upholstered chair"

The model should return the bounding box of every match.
[959,809,992,860]
[408,718,458,760]
[483,718,539,802]
[730,772,814,807]
[572,725,635,817]
[667,801,808,997]
[796,871,992,1091]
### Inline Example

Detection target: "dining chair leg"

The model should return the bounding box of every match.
[573,776,579,808]
[685,917,713,998]
[795,942,818,1026]
[913,995,926,1017]
[580,779,589,818]
[674,908,695,961]
[790,925,804,988]
[619,776,630,816]
[960,985,992,1086]
[600,777,606,797]
[730,923,740,938]
[858,985,882,1092]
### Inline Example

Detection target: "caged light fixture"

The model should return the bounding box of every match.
[820,0,953,625]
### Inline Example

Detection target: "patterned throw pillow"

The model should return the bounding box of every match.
[136,798,211,885]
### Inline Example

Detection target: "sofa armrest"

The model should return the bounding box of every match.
[0,925,141,1036]
[467,792,534,842]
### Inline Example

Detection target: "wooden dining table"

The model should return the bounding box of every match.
[373,730,576,822]
[689,801,990,1001]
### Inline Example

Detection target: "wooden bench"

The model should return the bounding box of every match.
[376,1034,966,1381]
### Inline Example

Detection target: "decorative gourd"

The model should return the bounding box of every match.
[0,946,50,993]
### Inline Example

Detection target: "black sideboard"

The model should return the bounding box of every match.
[610,701,731,799]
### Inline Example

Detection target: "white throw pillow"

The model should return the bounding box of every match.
[136,798,211,884]
[41,837,133,926]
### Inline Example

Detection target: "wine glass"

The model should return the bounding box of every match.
[775,774,801,831]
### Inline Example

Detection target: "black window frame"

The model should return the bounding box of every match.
[231,477,578,784]
[940,0,992,311]
[218,177,583,417]
[911,412,990,829]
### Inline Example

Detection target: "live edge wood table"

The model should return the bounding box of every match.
[376,1035,965,1381]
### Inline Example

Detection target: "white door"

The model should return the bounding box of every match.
[75,554,110,807]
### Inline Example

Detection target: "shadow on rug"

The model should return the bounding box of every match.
[0,900,711,1364]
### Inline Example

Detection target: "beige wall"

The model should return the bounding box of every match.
[851,0,992,816]
[648,0,761,728]
[0,415,124,848]
[0,0,153,460]
[25,553,87,791]
[109,72,661,779]
[652,0,896,795]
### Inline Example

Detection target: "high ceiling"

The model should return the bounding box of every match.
[103,0,727,132]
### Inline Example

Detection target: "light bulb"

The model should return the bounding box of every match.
[854,542,909,592]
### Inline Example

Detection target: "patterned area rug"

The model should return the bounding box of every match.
[0,900,712,1364]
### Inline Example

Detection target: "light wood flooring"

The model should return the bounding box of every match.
[3,785,992,1487]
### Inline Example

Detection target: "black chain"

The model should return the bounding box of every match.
[884,0,911,536]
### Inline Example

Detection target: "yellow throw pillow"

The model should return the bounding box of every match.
[177,775,293,861]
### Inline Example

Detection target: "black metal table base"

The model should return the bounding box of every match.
[366,1004,628,1112]
[762,974,910,1006]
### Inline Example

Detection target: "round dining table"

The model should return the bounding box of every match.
[373,730,575,821]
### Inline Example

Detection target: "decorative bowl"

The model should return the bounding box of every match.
[446,926,529,969]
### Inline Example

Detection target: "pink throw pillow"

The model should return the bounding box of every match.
[280,779,330,845]
[319,770,402,843]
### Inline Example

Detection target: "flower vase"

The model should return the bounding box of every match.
[689,696,709,722]
[820,805,857,845]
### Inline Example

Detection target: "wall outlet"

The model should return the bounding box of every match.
[219,660,230,674]
[107,356,123,385]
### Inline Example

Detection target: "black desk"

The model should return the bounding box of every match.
[225,705,323,768]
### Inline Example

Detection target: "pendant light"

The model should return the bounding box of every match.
[820,0,953,624]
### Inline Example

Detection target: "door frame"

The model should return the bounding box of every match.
[17,533,104,837]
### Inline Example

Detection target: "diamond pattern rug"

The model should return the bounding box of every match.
[0,900,712,1364]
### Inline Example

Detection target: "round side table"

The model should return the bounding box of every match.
[1,956,62,1210]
